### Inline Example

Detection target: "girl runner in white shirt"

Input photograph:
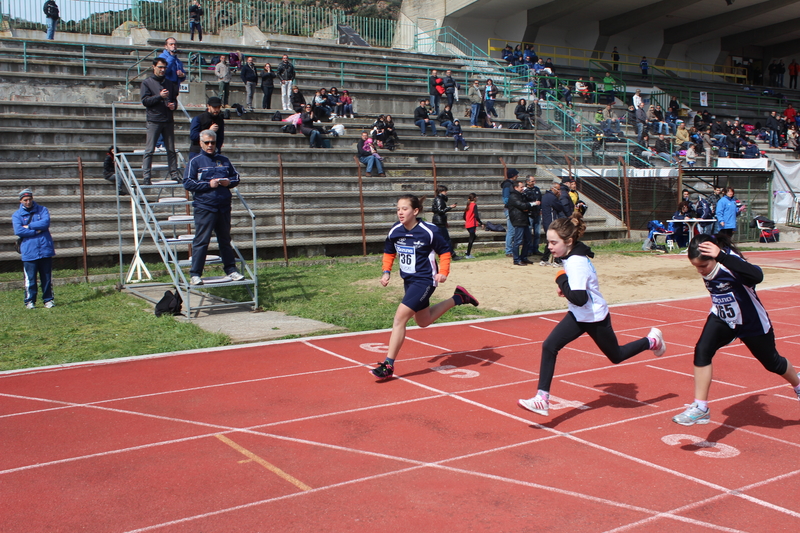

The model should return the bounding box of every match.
[519,212,666,416]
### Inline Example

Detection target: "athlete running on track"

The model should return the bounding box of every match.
[672,233,800,425]
[371,194,479,380]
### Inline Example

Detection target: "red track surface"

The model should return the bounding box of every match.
[2,281,800,531]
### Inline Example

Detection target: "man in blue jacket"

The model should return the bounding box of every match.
[159,37,186,84]
[183,129,244,286]
[12,189,55,309]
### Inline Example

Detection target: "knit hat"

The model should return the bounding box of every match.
[207,96,222,106]
[506,168,519,179]
[18,188,33,200]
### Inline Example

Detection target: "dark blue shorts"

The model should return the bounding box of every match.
[402,280,436,312]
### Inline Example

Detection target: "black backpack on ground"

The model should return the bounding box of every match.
[271,111,283,121]
[154,290,183,317]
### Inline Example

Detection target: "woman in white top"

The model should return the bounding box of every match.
[518,212,666,416]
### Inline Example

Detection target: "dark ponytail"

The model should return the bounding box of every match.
[688,232,743,260]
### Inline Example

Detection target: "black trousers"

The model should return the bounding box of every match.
[190,206,236,277]
[538,312,649,392]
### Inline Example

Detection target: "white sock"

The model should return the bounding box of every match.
[695,399,708,411]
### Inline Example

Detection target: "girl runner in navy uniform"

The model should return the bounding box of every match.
[518,213,666,415]
[371,194,479,380]
[673,233,800,425]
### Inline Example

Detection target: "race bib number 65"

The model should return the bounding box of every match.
[396,245,416,274]
[712,292,742,328]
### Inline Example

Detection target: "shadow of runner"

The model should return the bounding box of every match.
[398,346,504,379]
[695,394,800,447]
[541,382,678,428]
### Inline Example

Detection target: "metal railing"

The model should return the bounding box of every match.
[488,38,747,84]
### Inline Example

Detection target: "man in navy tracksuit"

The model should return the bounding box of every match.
[183,129,244,286]
[12,188,55,308]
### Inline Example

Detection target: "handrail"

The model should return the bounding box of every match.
[125,48,159,97]
[488,38,747,83]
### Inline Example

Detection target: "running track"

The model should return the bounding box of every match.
[2,251,799,532]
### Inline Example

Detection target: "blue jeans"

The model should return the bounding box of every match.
[190,21,203,41]
[440,120,453,132]
[504,210,513,254]
[529,214,541,253]
[46,17,57,40]
[470,103,481,126]
[23,257,53,304]
[769,130,779,147]
[415,119,436,135]
[360,155,383,174]
[485,100,498,117]
[512,226,530,263]
[429,94,440,115]
[308,129,322,148]
[601,119,621,133]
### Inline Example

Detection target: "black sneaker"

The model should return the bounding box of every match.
[370,361,394,380]
[454,285,479,306]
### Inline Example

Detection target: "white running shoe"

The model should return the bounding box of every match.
[672,402,710,426]
[539,260,549,266]
[648,327,666,357]
[228,271,245,282]
[518,394,549,416]
[44,301,55,308]
[190,276,203,286]
[25,302,35,309]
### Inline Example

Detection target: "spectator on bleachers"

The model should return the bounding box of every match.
[632,89,642,109]
[189,96,224,160]
[777,60,786,87]
[141,58,180,185]
[743,139,760,158]
[414,99,437,136]
[575,78,589,101]
[502,45,515,66]
[586,77,597,104]
[383,115,398,150]
[290,86,305,113]
[215,55,231,107]
[43,0,59,40]
[725,128,742,157]
[189,0,204,41]
[277,55,296,112]
[428,69,442,115]
[228,51,242,71]
[443,70,457,109]
[13,189,55,309]
[484,79,499,122]
[668,95,680,116]
[766,111,781,148]
[370,115,387,143]
[711,119,726,143]
[515,98,533,130]
[635,102,647,143]
[312,88,332,121]
[300,104,323,148]
[640,56,648,79]
[340,90,354,118]
[647,104,664,134]
[655,134,678,164]
[513,45,523,64]
[357,131,385,177]
[260,62,275,109]
[533,58,548,75]
[560,83,572,107]
[602,72,615,104]
[612,46,620,71]
[784,103,797,124]
[600,103,621,134]
[468,79,482,128]
[701,128,714,167]
[328,87,343,117]
[438,104,455,132]
[544,58,555,72]
[450,119,469,151]
[240,56,258,112]
[790,59,799,89]
[636,133,655,163]
[103,146,126,195]
[787,124,799,151]
[159,38,186,84]
[685,144,697,167]
[675,122,690,150]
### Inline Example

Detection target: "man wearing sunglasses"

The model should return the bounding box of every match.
[183,129,244,286]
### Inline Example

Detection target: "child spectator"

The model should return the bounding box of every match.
[450,119,469,151]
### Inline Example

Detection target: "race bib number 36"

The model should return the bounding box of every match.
[712,292,742,328]
[396,245,416,274]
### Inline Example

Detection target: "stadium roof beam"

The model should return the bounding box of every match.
[656,0,800,63]
[522,0,602,44]
[720,17,800,50]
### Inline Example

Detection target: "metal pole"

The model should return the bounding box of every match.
[78,157,89,283]
[278,154,289,266]
[620,157,631,238]
[431,155,437,195]
[354,156,367,256]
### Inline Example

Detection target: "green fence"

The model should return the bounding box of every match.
[1,0,410,47]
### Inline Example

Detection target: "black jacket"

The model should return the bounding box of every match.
[514,103,529,119]
[413,106,430,122]
[240,62,258,83]
[507,190,531,227]
[766,114,781,131]
[290,91,306,112]
[140,75,178,123]
[559,182,575,214]
[261,70,276,88]
[277,61,295,81]
[432,193,453,225]
[443,75,456,95]
[438,109,454,125]
[189,111,225,153]
[43,0,59,19]
[523,185,542,216]
[189,4,203,22]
